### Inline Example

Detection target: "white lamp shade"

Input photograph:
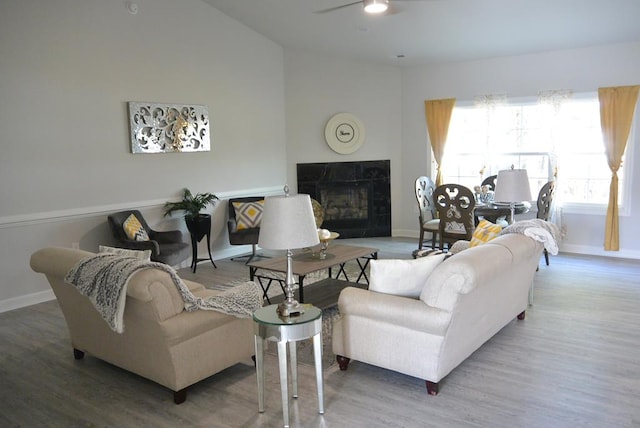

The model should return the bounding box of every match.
[493,169,532,203]
[258,193,320,250]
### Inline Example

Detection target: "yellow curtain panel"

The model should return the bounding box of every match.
[424,98,456,186]
[598,85,640,251]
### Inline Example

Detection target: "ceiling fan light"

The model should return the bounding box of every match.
[363,0,389,14]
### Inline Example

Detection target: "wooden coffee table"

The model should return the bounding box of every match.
[248,244,378,307]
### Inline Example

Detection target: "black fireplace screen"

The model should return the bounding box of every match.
[297,160,390,238]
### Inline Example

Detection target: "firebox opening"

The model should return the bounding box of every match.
[320,185,368,221]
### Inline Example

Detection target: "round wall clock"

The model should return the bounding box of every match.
[324,113,365,154]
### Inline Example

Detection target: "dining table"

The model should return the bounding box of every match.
[474,202,530,225]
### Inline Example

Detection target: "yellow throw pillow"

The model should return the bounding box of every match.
[469,219,502,247]
[233,200,264,230]
[123,213,149,241]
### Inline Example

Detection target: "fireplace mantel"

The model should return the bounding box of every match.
[297,160,391,238]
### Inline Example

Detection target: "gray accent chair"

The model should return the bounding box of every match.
[107,210,190,266]
[227,196,264,264]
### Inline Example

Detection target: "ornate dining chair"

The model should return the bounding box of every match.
[415,176,440,249]
[536,180,556,265]
[433,184,476,250]
[481,174,498,191]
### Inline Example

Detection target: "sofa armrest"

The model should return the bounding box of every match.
[338,287,451,336]
[30,247,94,278]
[125,268,201,321]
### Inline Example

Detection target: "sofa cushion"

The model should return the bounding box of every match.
[469,219,502,247]
[123,213,149,241]
[369,254,446,298]
[232,200,264,230]
[98,245,151,261]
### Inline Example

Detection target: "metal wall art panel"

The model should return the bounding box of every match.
[128,102,211,153]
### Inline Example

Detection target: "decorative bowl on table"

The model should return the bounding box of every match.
[317,229,339,259]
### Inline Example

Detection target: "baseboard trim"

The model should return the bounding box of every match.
[560,243,640,260]
[0,289,55,313]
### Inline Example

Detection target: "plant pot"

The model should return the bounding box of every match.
[185,214,211,243]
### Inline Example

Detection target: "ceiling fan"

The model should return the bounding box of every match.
[314,0,426,15]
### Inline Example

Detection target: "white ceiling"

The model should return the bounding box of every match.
[201,0,640,67]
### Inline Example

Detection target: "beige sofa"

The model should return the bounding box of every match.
[30,247,255,404]
[332,233,544,395]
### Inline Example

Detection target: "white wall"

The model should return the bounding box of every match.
[0,0,288,310]
[400,42,640,258]
[283,49,403,227]
[2,1,639,312]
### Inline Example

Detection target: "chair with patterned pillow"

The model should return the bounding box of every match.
[107,210,190,266]
[227,196,265,264]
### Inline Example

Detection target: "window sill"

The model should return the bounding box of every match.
[560,203,630,217]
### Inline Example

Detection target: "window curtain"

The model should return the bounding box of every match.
[424,98,456,186]
[598,85,640,251]
[538,89,573,240]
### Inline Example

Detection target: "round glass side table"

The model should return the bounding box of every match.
[253,304,324,428]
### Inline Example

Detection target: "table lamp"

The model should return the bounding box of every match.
[258,186,320,317]
[493,168,532,224]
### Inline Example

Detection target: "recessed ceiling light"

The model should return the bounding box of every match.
[363,0,389,14]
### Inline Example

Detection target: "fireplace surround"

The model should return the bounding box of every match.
[297,160,391,238]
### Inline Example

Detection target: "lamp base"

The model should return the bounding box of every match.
[277,299,305,317]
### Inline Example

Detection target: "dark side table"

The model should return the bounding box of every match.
[186,214,216,273]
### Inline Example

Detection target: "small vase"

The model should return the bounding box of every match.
[319,240,329,259]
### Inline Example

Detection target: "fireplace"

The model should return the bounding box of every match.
[297,160,391,238]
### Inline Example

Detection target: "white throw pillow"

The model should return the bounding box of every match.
[98,245,151,261]
[369,254,447,298]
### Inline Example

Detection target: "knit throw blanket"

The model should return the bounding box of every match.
[499,218,561,255]
[64,254,263,333]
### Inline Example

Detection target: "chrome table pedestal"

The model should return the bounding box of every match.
[253,304,324,428]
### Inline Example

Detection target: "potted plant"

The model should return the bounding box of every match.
[164,188,219,241]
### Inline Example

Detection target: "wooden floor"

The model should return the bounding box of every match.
[2,237,640,427]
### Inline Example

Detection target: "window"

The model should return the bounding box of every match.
[442,94,630,210]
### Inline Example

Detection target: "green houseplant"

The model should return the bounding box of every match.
[164,188,219,241]
[164,188,219,220]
